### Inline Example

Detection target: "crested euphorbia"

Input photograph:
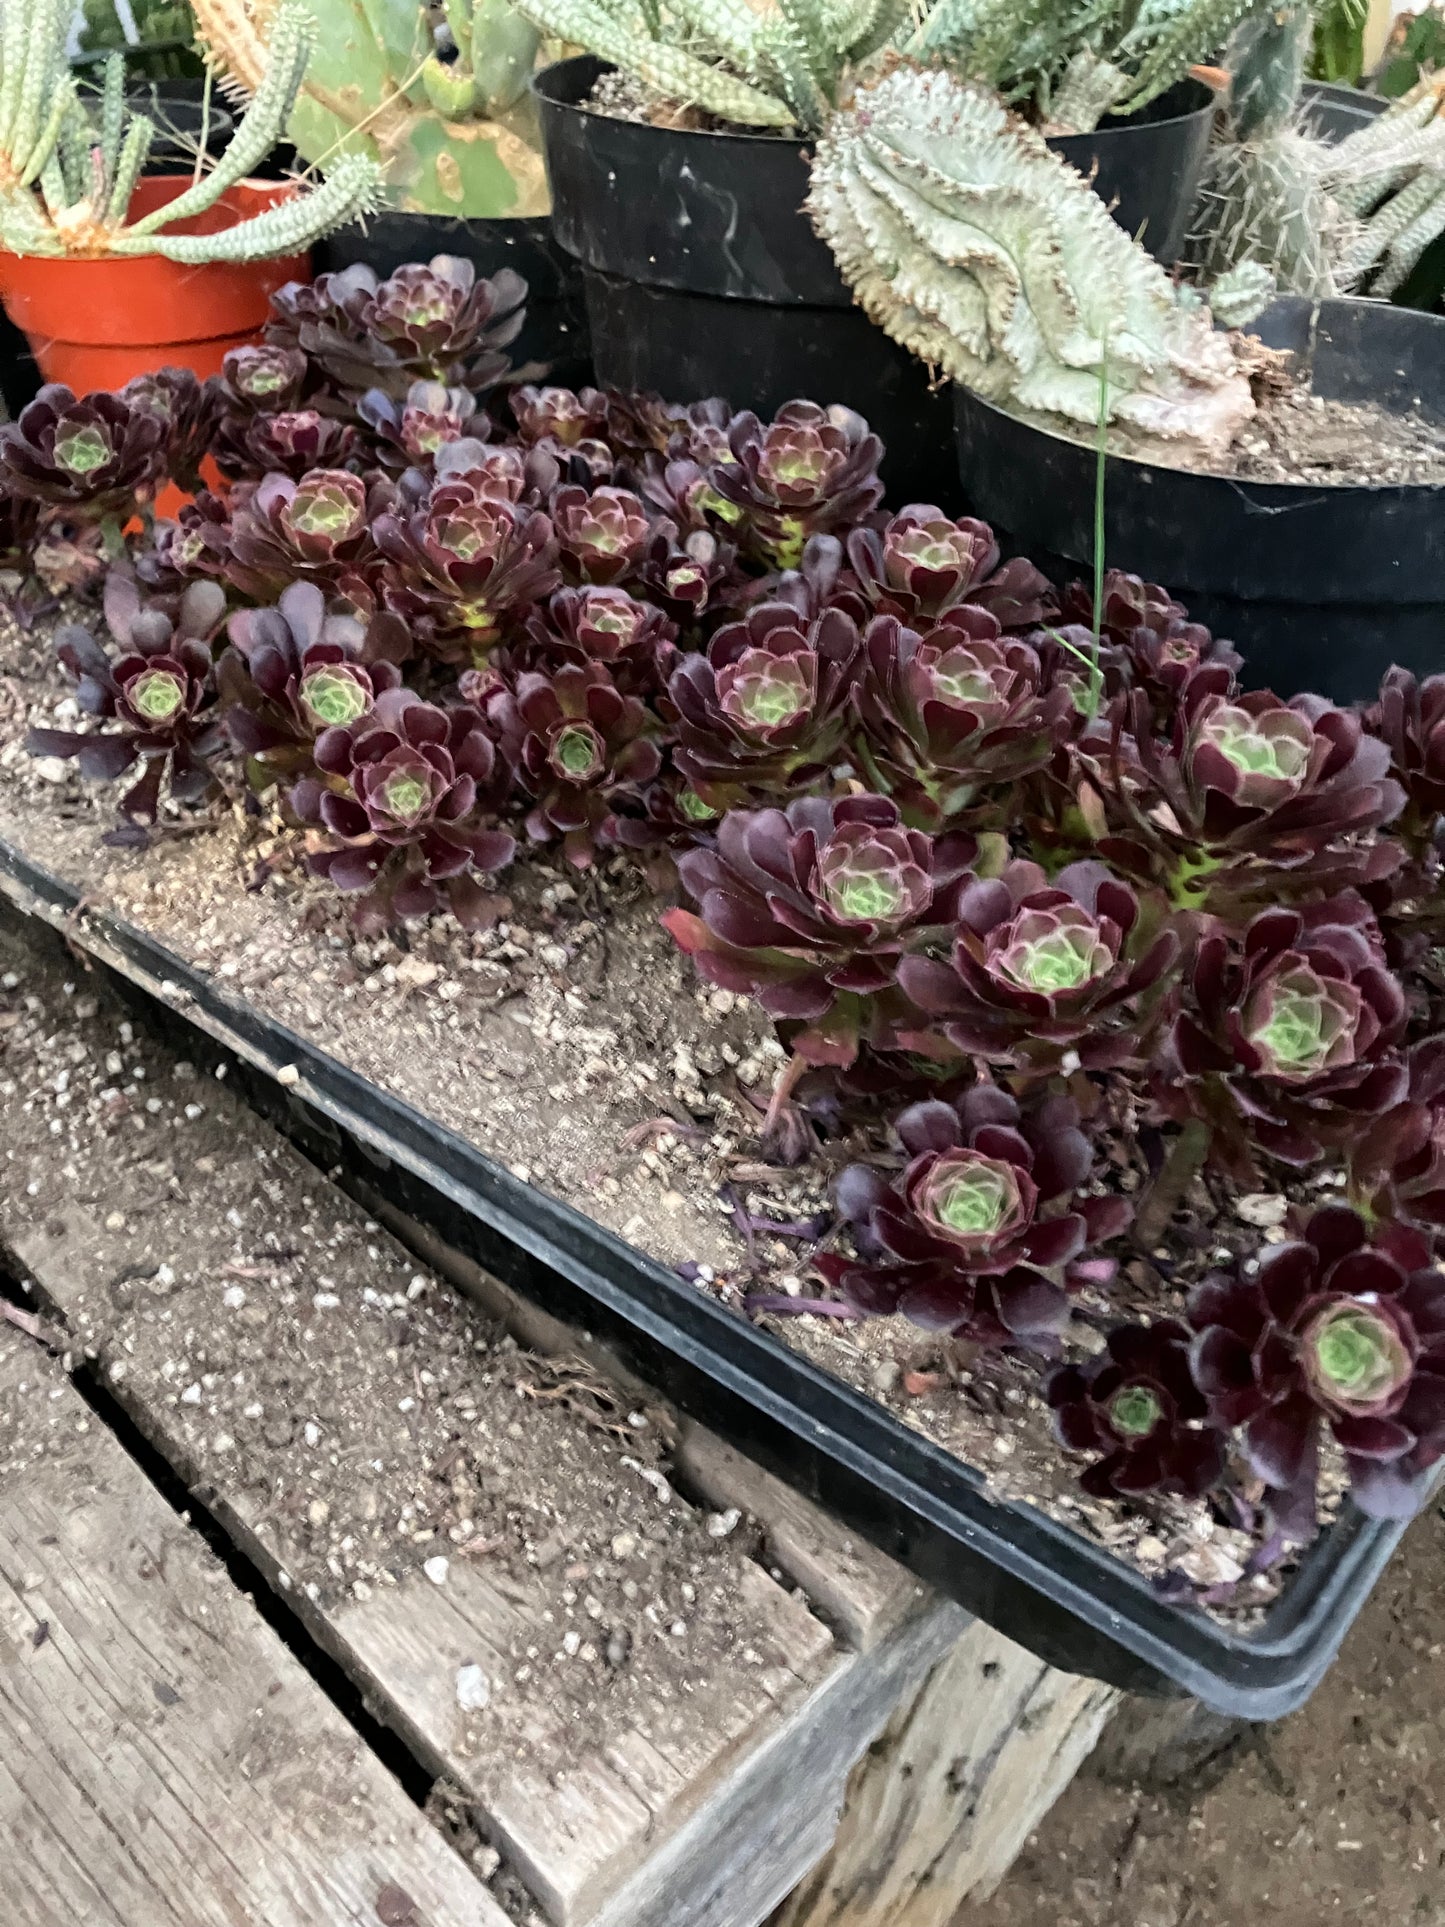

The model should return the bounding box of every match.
[1189,1207,1445,1528]
[897,858,1181,1073]
[1105,680,1406,912]
[668,603,861,807]
[853,611,1076,828]
[709,401,883,569]
[662,795,977,1067]
[1161,893,1408,1175]
[290,688,515,930]
[1048,1322,1225,1498]
[813,1088,1131,1346]
[489,660,662,868]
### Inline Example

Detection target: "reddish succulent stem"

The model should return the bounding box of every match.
[1134,1118,1212,1252]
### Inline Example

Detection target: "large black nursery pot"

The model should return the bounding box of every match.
[532,54,961,506]
[954,296,1445,702]
[311,210,593,391]
[1046,76,1216,265]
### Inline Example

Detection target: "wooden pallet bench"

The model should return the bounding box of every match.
[0,924,1118,1927]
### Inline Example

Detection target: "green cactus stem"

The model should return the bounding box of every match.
[0,0,381,261]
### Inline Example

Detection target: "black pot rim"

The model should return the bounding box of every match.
[960,295,1445,503]
[533,53,806,148]
[1087,73,1217,133]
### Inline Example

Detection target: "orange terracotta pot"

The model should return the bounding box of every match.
[0,176,310,394]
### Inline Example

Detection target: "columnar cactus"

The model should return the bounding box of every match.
[0,0,381,260]
[193,0,551,216]
[808,70,1255,458]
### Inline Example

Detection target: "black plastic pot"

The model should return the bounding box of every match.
[122,83,235,170]
[954,296,1445,700]
[533,55,961,506]
[1047,76,1216,265]
[0,840,1424,1720]
[312,209,592,391]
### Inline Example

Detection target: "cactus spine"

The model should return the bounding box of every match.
[193,0,551,217]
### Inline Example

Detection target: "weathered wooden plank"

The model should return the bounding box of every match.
[0,1329,506,1927]
[773,1624,1119,1927]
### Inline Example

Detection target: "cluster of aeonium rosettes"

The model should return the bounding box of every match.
[814,1088,1132,1347]
[663,795,978,1066]
[1159,892,1408,1174]
[895,858,1182,1074]
[289,689,515,932]
[1188,1207,1445,1529]
[1105,680,1406,913]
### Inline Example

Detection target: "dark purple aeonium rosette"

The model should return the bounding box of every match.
[1161,892,1409,1174]
[521,585,679,696]
[290,688,515,931]
[709,400,883,569]
[1105,679,1406,913]
[662,795,977,1070]
[550,484,653,587]
[374,470,560,666]
[213,406,360,483]
[845,505,1002,625]
[488,659,662,869]
[1058,568,1241,704]
[225,467,385,606]
[1189,1207,1445,1531]
[0,383,167,530]
[1367,666,1445,862]
[814,1088,1131,1347]
[852,610,1076,829]
[120,367,221,497]
[1348,1039,1445,1232]
[358,379,487,470]
[896,858,1182,1074]
[25,574,229,833]
[668,602,862,808]
[1047,1321,1225,1499]
[218,580,409,782]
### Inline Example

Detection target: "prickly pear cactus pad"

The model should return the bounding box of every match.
[806,68,1256,460]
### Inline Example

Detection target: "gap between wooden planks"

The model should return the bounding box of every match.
[0,1327,507,1927]
[0,919,1118,1927]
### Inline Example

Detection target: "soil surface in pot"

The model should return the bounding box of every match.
[0,605,1352,1612]
[1225,367,1445,487]
[0,914,830,1799]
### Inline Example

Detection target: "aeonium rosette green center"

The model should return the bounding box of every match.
[1107,1384,1163,1439]
[993,905,1113,996]
[287,474,366,542]
[925,644,1007,712]
[380,767,431,822]
[1194,701,1313,804]
[54,424,112,476]
[551,722,605,782]
[129,668,187,725]
[1243,961,1364,1082]
[300,668,371,730]
[887,521,982,589]
[913,1149,1030,1256]
[718,648,814,735]
[815,821,932,930]
[1303,1303,1413,1414]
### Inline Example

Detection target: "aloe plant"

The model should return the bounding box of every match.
[808,68,1255,458]
[0,0,381,260]
[193,0,551,216]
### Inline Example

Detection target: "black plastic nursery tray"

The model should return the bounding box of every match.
[0,835,1419,1719]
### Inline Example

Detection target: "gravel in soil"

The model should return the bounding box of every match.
[1224,377,1445,488]
[0,609,1343,1603]
[960,1494,1445,1927]
[0,918,826,1797]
